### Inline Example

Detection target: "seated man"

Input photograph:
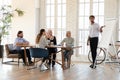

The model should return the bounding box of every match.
[12,31,33,65]
[60,31,74,68]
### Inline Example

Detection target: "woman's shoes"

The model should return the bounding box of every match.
[39,63,49,71]
[45,63,50,69]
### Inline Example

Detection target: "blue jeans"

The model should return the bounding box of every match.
[64,50,73,61]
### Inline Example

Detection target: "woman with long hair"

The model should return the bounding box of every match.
[36,29,46,46]
[35,29,49,70]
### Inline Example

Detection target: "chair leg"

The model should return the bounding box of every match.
[27,58,37,70]
[34,58,36,65]
[12,58,14,62]
[18,58,20,66]
[2,55,3,64]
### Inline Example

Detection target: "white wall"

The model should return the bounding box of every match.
[66,0,78,46]
[10,0,35,44]
[35,0,46,34]
[104,0,119,55]
[105,0,118,18]
[104,0,118,40]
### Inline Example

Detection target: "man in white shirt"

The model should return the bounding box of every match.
[87,15,103,69]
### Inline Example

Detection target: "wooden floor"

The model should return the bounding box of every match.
[0,59,120,80]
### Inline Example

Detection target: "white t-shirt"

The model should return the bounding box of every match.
[89,23,100,38]
[38,36,48,49]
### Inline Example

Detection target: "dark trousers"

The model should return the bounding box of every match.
[42,54,49,63]
[64,50,72,61]
[20,49,32,63]
[48,52,56,65]
[90,37,98,64]
[10,49,32,63]
[42,53,56,66]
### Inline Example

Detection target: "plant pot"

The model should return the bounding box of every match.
[0,45,4,58]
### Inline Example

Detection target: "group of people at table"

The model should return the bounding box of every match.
[10,29,74,70]
[10,15,104,70]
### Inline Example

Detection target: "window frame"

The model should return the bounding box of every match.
[45,0,67,44]
[78,0,104,55]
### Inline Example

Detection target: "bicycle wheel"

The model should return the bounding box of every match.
[117,50,120,59]
[88,48,106,64]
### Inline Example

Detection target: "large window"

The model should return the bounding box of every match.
[46,0,55,29]
[45,0,104,55]
[46,0,66,43]
[78,0,104,55]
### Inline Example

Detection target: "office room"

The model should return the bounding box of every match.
[0,0,120,80]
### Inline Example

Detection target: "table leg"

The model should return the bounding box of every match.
[23,47,28,66]
[61,49,65,69]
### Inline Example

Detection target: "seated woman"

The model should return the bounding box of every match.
[47,29,57,67]
[35,29,49,69]
[60,31,74,68]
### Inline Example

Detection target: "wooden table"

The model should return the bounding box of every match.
[17,44,81,70]
[16,44,35,66]
[47,45,82,69]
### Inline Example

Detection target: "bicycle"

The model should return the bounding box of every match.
[88,46,119,65]
[88,47,106,64]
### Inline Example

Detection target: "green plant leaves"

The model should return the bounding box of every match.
[0,5,24,44]
[15,8,24,16]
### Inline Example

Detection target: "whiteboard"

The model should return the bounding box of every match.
[98,19,116,49]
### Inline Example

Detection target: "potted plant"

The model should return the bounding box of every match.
[0,5,24,58]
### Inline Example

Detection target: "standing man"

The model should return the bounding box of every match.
[13,31,33,65]
[87,15,103,69]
